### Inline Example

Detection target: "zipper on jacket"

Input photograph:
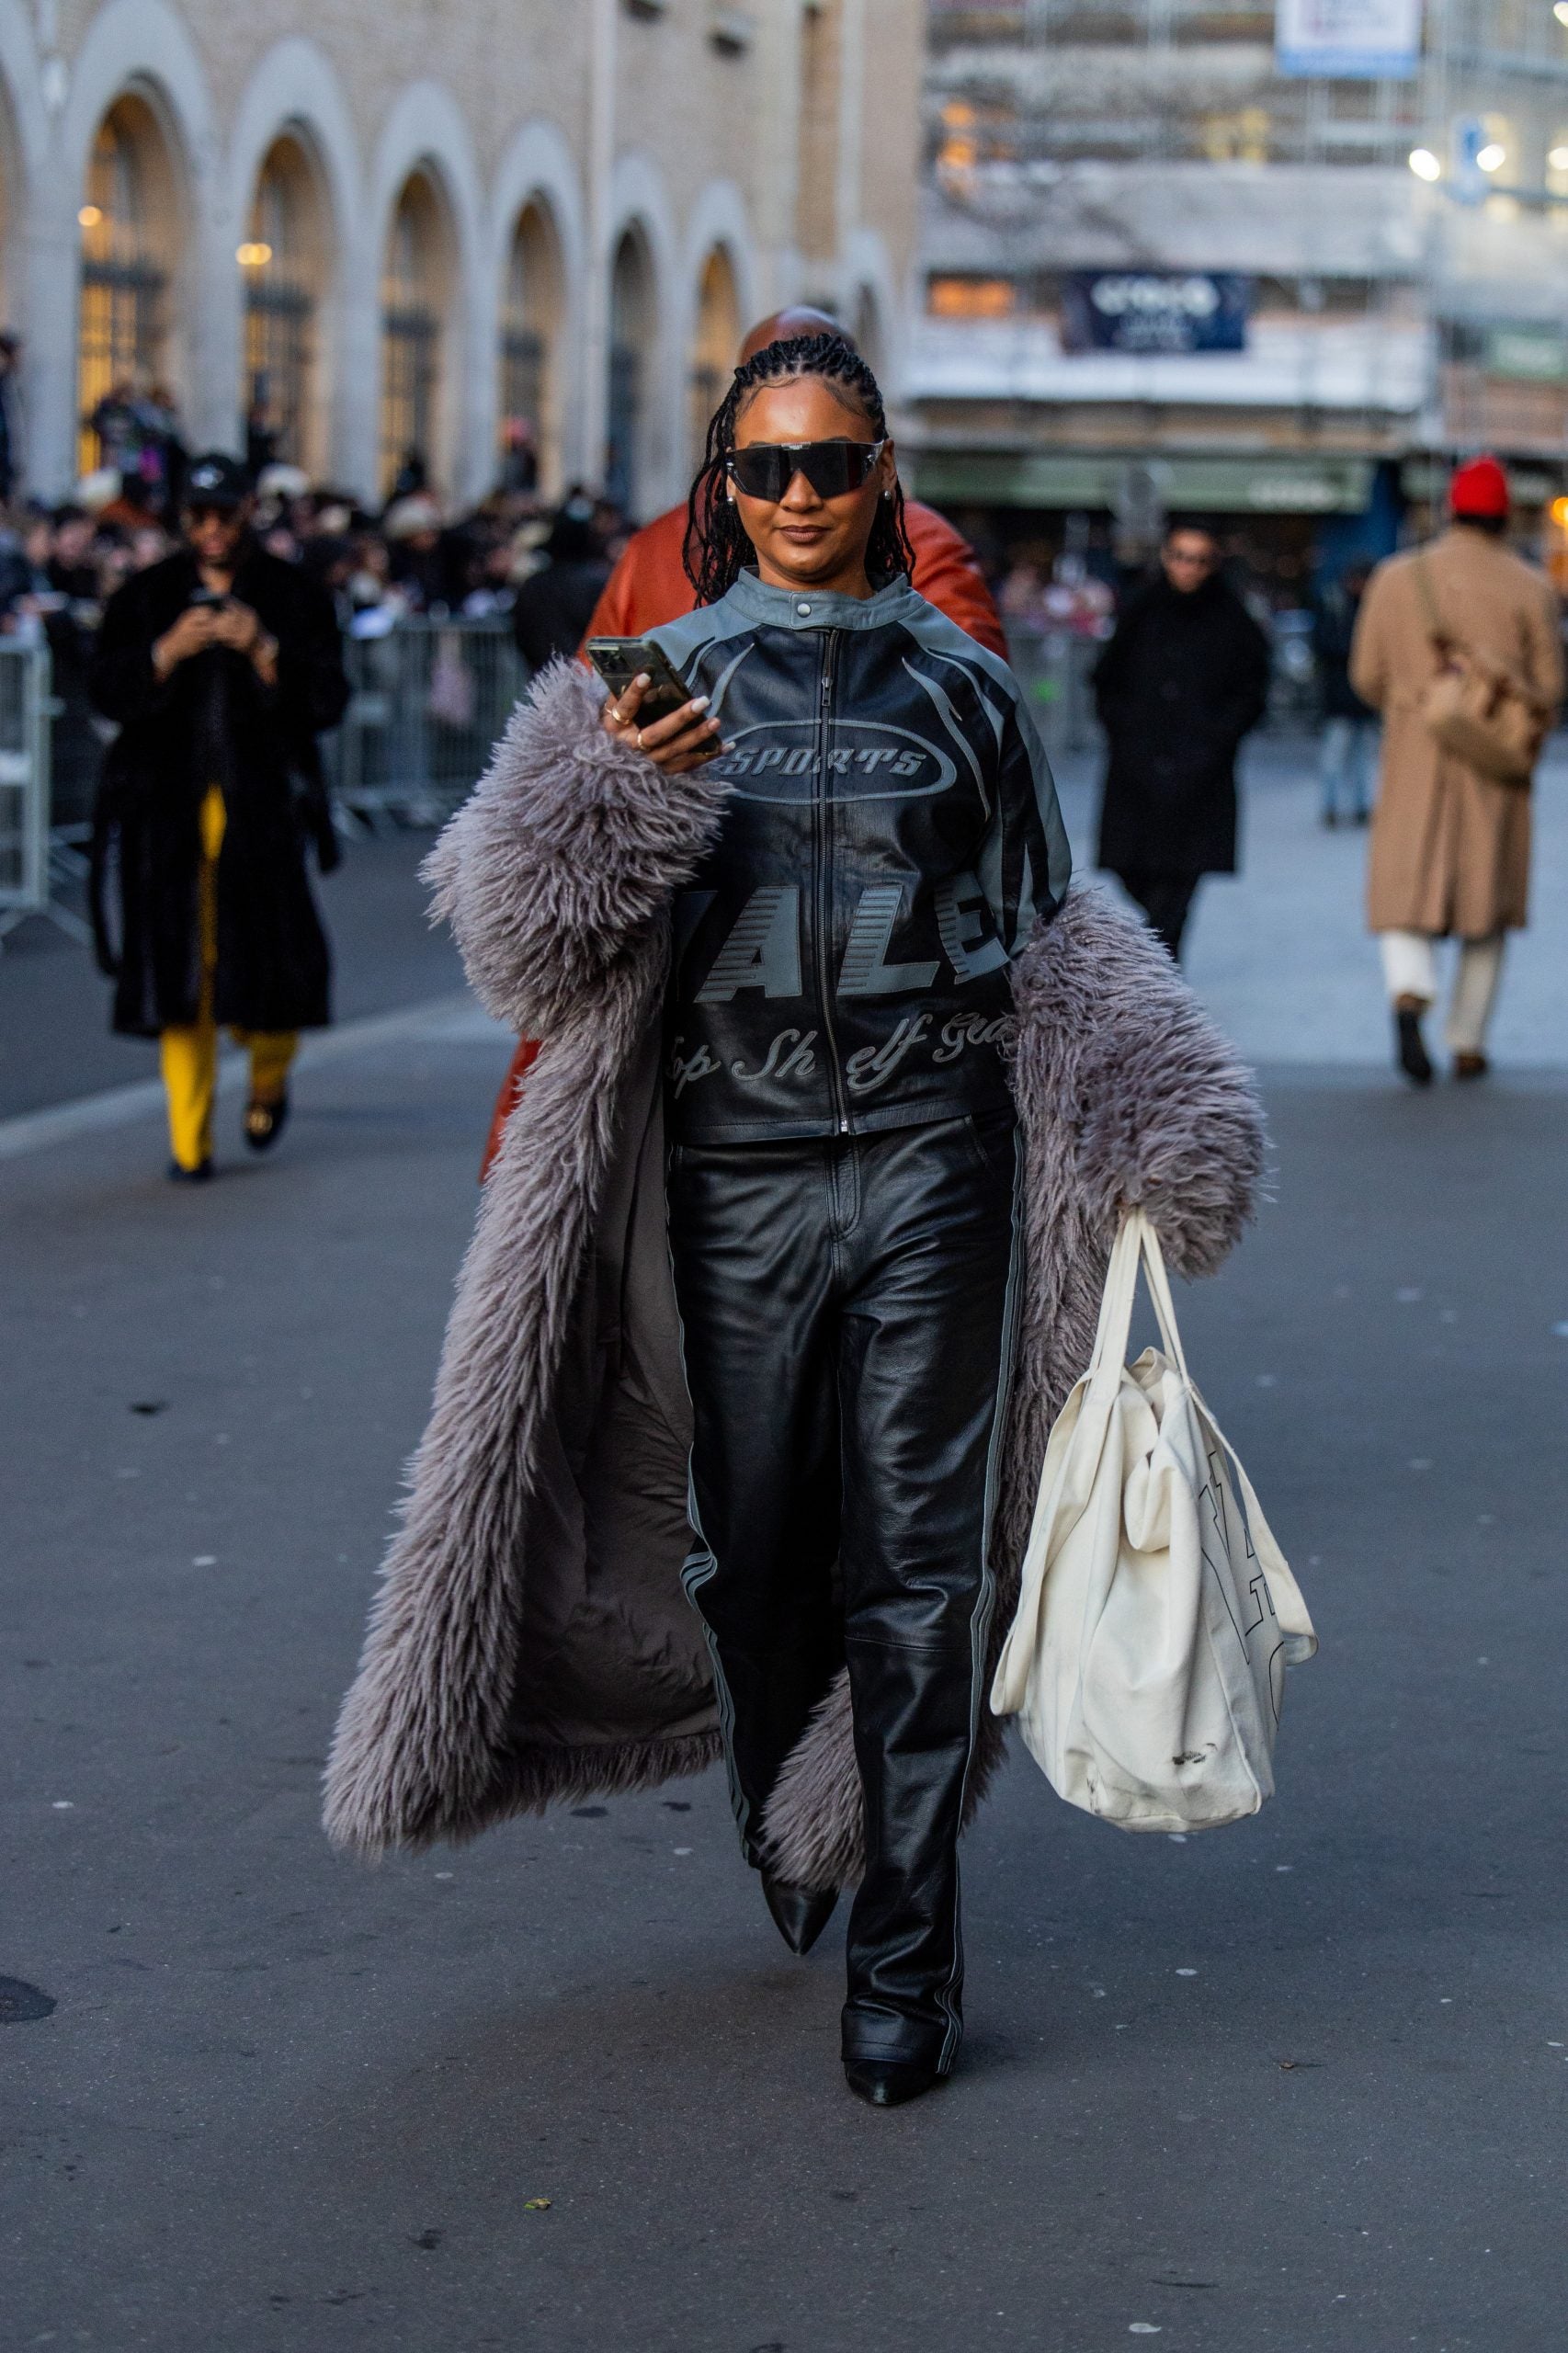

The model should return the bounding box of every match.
[812,628,851,1135]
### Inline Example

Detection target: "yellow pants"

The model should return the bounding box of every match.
[160,787,298,1171]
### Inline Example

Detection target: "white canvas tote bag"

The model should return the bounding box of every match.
[991,1210,1316,1833]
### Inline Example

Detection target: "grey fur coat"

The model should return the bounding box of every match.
[324,659,1265,1889]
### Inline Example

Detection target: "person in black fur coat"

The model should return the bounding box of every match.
[89,453,348,1178]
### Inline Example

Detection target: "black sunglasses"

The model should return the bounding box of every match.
[727,438,887,503]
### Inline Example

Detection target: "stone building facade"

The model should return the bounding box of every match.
[0,0,922,509]
[910,0,1568,557]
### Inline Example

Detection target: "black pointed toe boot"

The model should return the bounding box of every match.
[1394,997,1433,1086]
[760,1872,838,1957]
[843,2056,943,2109]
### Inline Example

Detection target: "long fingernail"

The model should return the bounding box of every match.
[633,672,651,688]
[688,694,710,712]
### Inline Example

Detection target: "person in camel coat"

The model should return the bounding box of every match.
[1350,456,1562,1084]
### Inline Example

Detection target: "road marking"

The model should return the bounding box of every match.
[0,994,506,1162]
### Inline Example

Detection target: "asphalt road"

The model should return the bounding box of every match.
[0,832,465,1123]
[6,986,1567,2350]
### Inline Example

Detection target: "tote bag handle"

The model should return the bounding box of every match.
[1133,1213,1317,1656]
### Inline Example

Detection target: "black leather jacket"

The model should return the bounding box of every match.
[652,571,1071,1143]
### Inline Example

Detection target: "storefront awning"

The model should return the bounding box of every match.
[910,450,1376,514]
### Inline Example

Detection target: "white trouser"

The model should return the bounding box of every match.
[1379,929,1506,1055]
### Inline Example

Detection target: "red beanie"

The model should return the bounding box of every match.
[1449,455,1509,518]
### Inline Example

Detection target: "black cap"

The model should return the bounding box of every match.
[185,452,253,509]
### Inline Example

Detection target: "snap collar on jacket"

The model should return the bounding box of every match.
[723,568,918,632]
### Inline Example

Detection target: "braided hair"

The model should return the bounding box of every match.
[683,332,916,605]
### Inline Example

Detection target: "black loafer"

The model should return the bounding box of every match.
[167,1158,213,1184]
[760,1872,838,1957]
[244,1090,290,1153]
[1394,1005,1433,1087]
[843,2057,943,2109]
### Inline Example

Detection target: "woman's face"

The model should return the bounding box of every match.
[729,376,895,597]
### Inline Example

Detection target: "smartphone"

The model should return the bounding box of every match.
[586,636,716,749]
[188,586,228,610]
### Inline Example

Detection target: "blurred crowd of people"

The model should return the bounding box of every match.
[0,445,635,658]
[0,380,637,822]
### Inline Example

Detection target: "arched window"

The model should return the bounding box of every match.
[78,96,182,481]
[381,171,451,498]
[241,134,330,477]
[852,285,885,386]
[501,200,565,494]
[689,246,740,471]
[608,228,655,517]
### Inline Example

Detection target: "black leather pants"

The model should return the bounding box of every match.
[666,1111,1020,2073]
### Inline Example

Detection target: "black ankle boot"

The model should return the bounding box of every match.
[760,1872,838,1957]
[843,2056,943,2109]
[1394,1002,1433,1086]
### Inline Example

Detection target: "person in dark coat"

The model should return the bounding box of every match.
[1311,560,1376,826]
[509,490,611,671]
[89,451,349,1180]
[1092,521,1271,958]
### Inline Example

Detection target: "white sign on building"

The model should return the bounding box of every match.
[1276,0,1423,79]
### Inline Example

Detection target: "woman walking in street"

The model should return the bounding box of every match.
[325,336,1264,2106]
[88,453,348,1178]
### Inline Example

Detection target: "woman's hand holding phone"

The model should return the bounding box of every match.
[601,673,724,775]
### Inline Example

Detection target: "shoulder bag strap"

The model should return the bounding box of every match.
[1414,550,1453,655]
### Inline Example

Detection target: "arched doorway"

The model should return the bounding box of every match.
[240,132,332,479]
[607,227,655,517]
[500,199,564,495]
[688,245,740,471]
[77,94,185,487]
[380,169,454,499]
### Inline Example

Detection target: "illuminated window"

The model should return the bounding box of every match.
[939,100,979,176]
[242,139,324,472]
[77,99,176,476]
[381,174,448,496]
[502,200,565,492]
[927,276,1016,320]
[689,246,739,471]
[608,229,655,516]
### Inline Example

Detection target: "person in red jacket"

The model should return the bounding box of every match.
[479,307,1007,1179]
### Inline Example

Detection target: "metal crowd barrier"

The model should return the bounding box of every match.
[0,639,59,942]
[1003,627,1105,758]
[328,615,528,829]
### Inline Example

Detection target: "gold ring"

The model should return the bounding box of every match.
[635,727,644,751]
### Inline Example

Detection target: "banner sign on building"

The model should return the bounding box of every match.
[1061,272,1250,357]
[1276,0,1422,79]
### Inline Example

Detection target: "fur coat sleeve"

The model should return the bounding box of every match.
[324,661,1265,1885]
[422,656,728,1036]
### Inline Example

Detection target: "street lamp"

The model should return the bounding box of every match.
[1475,142,1506,173]
[1408,148,1442,181]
